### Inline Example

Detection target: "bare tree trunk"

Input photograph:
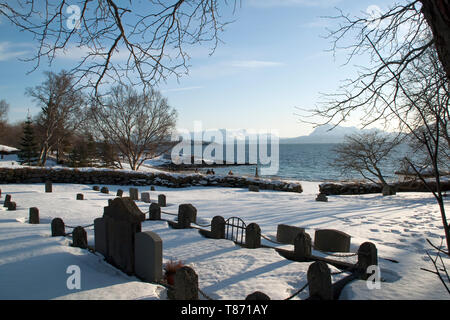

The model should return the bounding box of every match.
[421,0,450,80]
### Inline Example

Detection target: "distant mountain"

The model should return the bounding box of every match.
[280,124,382,144]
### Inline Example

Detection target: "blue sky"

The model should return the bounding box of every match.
[0,0,395,138]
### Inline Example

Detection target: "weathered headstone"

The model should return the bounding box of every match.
[134,231,163,283]
[51,218,65,237]
[45,181,52,193]
[116,189,123,197]
[94,217,107,256]
[150,186,156,191]
[248,185,260,192]
[7,201,16,211]
[101,187,109,194]
[29,207,39,224]
[357,242,378,280]
[93,186,100,191]
[245,223,261,249]
[276,224,305,245]
[245,291,271,300]
[141,192,150,203]
[103,197,146,274]
[178,204,197,223]
[314,229,351,253]
[72,226,88,249]
[149,203,161,221]
[108,199,113,206]
[158,194,167,207]
[76,193,84,200]
[294,231,312,261]
[129,188,139,201]
[307,261,333,300]
[210,216,226,239]
[173,266,198,300]
[3,194,11,207]
[315,193,328,202]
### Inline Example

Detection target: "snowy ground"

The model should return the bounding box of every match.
[0,181,449,300]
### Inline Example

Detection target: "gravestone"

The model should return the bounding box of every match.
[93,186,100,191]
[141,192,150,203]
[103,197,146,274]
[248,185,260,192]
[315,193,328,202]
[76,193,84,200]
[101,187,109,194]
[0,188,2,198]
[72,226,88,249]
[150,186,156,191]
[245,223,261,249]
[129,188,139,201]
[174,266,198,300]
[158,194,167,207]
[3,194,11,207]
[149,203,161,220]
[314,229,351,253]
[210,216,225,239]
[29,207,39,224]
[294,231,312,261]
[307,261,332,300]
[246,291,271,300]
[357,242,378,280]
[276,224,305,245]
[94,217,107,257]
[45,181,52,193]
[168,209,191,229]
[51,218,65,237]
[178,204,197,223]
[7,202,16,211]
[116,189,123,197]
[382,185,397,196]
[134,231,163,283]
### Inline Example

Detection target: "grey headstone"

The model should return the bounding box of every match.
[45,181,52,193]
[246,291,271,300]
[174,266,198,300]
[129,188,139,201]
[76,193,84,200]
[178,204,197,223]
[211,216,225,239]
[294,231,312,261]
[149,203,161,220]
[116,189,123,197]
[72,226,88,249]
[158,194,167,207]
[3,194,11,207]
[276,224,305,245]
[7,201,16,211]
[150,186,155,191]
[248,185,260,192]
[141,192,150,203]
[315,193,328,202]
[245,223,261,249]
[94,217,107,257]
[134,231,163,283]
[307,261,333,300]
[176,209,192,229]
[29,207,39,224]
[103,197,146,274]
[357,242,378,280]
[101,187,109,194]
[93,186,100,191]
[314,229,351,253]
[51,218,65,237]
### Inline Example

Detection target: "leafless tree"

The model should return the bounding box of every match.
[0,0,238,95]
[0,99,9,138]
[91,85,177,171]
[333,131,401,189]
[27,71,86,165]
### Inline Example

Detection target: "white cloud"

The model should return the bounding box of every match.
[246,0,342,8]
[229,60,284,68]
[0,42,32,61]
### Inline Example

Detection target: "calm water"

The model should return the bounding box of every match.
[196,143,406,182]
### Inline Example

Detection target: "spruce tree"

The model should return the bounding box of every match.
[18,116,39,165]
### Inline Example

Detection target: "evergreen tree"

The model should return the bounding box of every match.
[18,116,39,165]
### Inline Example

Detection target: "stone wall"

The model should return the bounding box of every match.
[0,168,303,193]
[319,179,450,195]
